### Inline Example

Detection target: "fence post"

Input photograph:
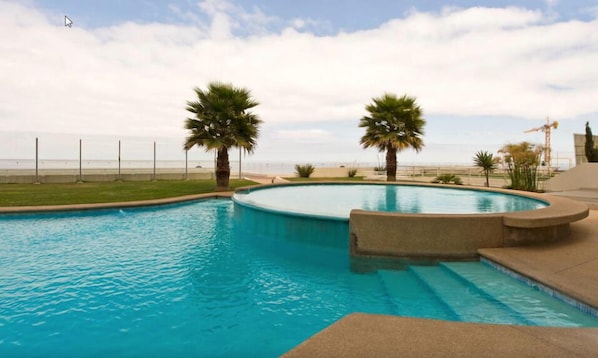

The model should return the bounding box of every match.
[467,167,470,185]
[117,140,121,181]
[78,139,83,183]
[34,137,39,184]
[153,141,156,181]
[185,149,188,180]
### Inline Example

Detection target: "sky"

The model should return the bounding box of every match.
[1,0,597,168]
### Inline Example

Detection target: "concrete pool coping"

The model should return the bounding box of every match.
[2,186,597,357]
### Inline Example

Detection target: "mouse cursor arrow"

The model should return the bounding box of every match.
[65,15,73,27]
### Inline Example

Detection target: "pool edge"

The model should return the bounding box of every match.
[0,192,234,214]
[282,313,598,358]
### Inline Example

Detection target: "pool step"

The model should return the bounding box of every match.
[441,262,598,326]
[408,265,530,325]
[345,272,399,315]
[377,269,457,320]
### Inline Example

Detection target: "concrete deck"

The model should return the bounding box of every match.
[283,313,598,358]
[548,189,598,210]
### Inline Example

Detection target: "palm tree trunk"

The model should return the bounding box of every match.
[485,171,490,187]
[216,147,230,191]
[386,145,397,182]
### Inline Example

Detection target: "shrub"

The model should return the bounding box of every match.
[347,168,358,177]
[432,173,463,185]
[295,164,315,178]
[498,142,542,192]
[585,122,598,162]
[373,165,386,172]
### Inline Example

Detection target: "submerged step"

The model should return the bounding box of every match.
[441,262,598,327]
[343,272,399,315]
[409,265,529,325]
[377,269,457,321]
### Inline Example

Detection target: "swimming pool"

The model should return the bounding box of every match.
[232,183,548,219]
[1,199,596,356]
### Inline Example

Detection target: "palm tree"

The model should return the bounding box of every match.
[184,82,262,191]
[359,93,425,181]
[473,150,498,187]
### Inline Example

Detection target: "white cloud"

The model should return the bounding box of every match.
[289,17,326,32]
[1,2,597,164]
[168,3,205,28]
[195,0,276,37]
[275,129,331,141]
[583,6,598,18]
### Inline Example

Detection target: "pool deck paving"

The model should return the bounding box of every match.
[283,313,598,358]
[2,188,598,357]
[549,189,598,210]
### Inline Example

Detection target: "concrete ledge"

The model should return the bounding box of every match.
[349,185,589,259]
[502,194,589,228]
[283,313,598,358]
[350,211,505,259]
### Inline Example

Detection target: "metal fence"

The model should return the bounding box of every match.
[0,134,570,185]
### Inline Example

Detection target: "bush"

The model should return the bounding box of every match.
[373,165,386,172]
[347,168,358,177]
[499,142,542,192]
[432,173,463,185]
[585,122,598,162]
[295,164,315,178]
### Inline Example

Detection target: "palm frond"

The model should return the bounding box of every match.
[183,82,262,153]
[359,93,426,153]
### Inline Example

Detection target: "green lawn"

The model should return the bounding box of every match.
[0,179,257,207]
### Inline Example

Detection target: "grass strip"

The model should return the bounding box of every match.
[0,179,256,207]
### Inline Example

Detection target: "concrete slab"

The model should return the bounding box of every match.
[548,190,598,209]
[283,313,598,358]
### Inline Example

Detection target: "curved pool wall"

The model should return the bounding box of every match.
[233,182,590,260]
[233,194,349,250]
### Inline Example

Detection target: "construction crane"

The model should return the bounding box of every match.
[524,117,558,166]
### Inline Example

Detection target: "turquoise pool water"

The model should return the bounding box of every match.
[1,199,595,357]
[232,184,547,219]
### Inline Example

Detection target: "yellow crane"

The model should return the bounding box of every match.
[524,117,558,166]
